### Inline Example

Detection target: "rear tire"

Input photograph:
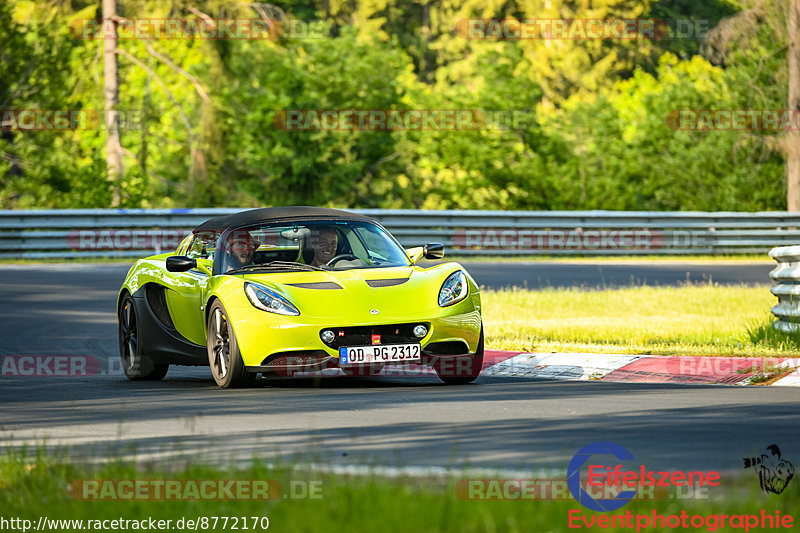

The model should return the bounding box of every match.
[118,293,169,380]
[434,326,484,385]
[207,300,256,388]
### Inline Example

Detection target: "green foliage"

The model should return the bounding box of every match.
[218,29,412,207]
[0,0,792,209]
[541,53,785,210]
[0,1,108,207]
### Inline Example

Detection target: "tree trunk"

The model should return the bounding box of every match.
[103,0,122,206]
[788,0,800,210]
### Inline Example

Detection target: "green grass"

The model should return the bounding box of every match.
[482,283,798,356]
[2,451,798,533]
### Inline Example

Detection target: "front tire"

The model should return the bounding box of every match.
[434,326,484,385]
[118,293,169,380]
[207,301,256,388]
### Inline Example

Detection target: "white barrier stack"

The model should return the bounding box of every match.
[769,245,800,333]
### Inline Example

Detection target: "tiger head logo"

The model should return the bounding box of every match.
[743,444,794,495]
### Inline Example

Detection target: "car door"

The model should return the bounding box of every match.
[161,234,213,345]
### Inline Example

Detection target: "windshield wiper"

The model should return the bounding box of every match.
[226,261,326,274]
[264,261,327,271]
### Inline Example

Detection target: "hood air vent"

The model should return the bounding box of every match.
[286,282,342,289]
[366,278,409,288]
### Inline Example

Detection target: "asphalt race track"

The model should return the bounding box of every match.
[0,260,796,476]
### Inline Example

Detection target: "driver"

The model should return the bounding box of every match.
[225,230,259,272]
[308,226,339,267]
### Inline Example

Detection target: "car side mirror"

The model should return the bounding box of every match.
[166,255,197,272]
[423,243,445,260]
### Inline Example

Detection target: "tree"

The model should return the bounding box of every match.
[103,0,122,206]
[787,0,800,210]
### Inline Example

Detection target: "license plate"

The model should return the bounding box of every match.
[339,343,421,365]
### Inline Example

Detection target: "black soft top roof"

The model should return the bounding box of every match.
[193,206,373,233]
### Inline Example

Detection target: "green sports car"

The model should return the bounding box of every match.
[117,207,483,388]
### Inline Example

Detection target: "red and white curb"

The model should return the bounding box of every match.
[482,353,800,386]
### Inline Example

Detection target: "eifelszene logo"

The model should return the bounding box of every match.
[568,442,637,512]
[743,444,794,495]
[567,441,721,512]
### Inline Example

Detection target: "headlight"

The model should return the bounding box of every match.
[438,270,468,307]
[244,282,300,316]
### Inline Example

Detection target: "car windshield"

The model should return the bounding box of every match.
[215,220,410,274]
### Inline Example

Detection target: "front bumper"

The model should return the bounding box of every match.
[226,296,482,370]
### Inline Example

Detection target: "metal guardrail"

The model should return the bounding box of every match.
[769,245,800,333]
[2,208,800,259]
